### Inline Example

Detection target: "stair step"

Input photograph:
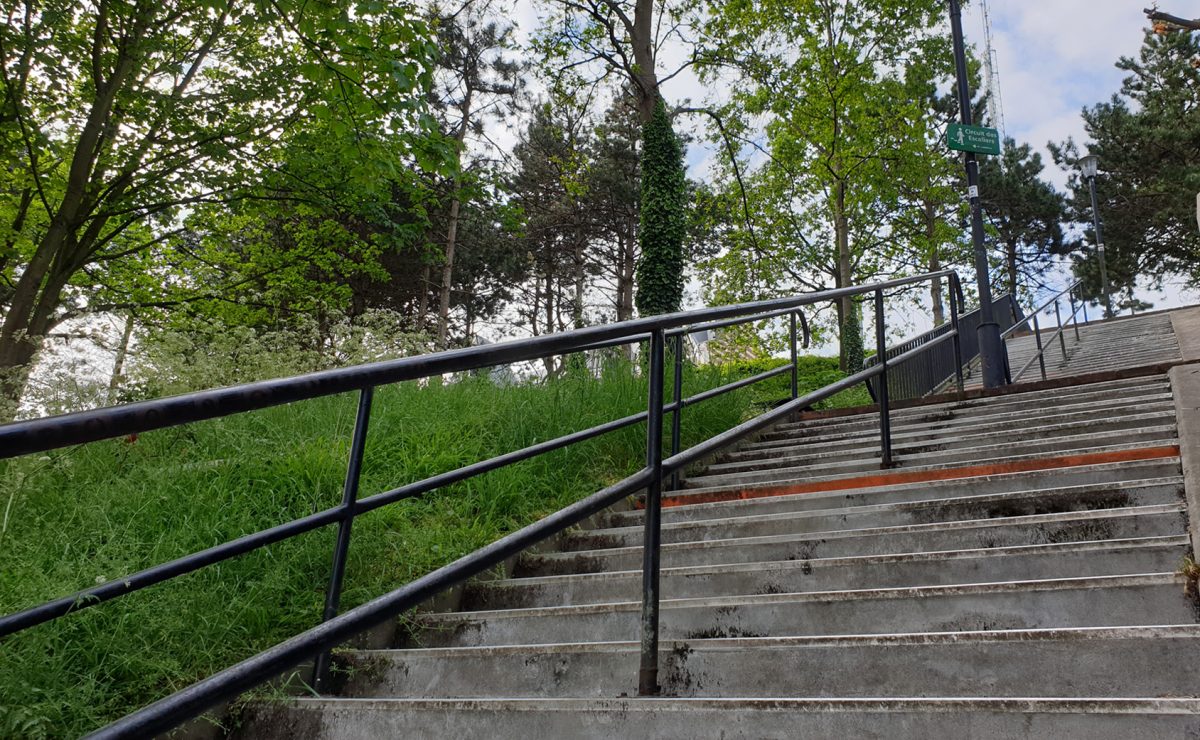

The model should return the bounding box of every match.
[766,378,1169,439]
[607,459,1183,526]
[336,625,1200,700]
[467,537,1188,609]
[685,431,1179,490]
[675,442,1180,502]
[759,391,1173,450]
[409,573,1196,648]
[719,410,1176,470]
[237,696,1200,739]
[570,479,1184,551]
[519,504,1187,575]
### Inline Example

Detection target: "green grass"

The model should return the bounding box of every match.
[0,357,863,737]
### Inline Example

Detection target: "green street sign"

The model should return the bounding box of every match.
[947,123,1001,155]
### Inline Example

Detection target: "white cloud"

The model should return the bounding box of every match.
[965,1,1147,180]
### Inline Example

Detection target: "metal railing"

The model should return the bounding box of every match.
[0,270,968,738]
[866,291,1020,401]
[1001,281,1085,383]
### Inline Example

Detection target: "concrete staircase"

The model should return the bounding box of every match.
[238,372,1200,738]
[963,312,1182,389]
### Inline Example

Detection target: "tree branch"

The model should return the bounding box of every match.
[1145,8,1200,31]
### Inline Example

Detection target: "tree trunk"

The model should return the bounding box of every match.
[926,200,945,326]
[0,262,73,421]
[436,195,462,349]
[573,241,586,330]
[542,269,556,376]
[436,83,474,350]
[835,180,854,372]
[631,0,660,122]
[616,231,636,322]
[417,263,431,334]
[0,335,39,423]
[1006,240,1018,297]
[108,314,136,398]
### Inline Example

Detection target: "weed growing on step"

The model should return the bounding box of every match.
[0,358,861,736]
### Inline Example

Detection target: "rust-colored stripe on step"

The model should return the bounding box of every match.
[648,445,1181,509]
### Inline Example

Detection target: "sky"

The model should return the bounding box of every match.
[959,1,1199,310]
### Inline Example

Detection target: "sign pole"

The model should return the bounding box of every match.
[949,0,1006,389]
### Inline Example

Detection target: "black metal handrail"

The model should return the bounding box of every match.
[1001,281,1085,383]
[866,290,1020,401]
[0,270,967,739]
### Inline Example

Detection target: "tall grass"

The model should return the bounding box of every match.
[0,357,861,737]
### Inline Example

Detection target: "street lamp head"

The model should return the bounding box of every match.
[1078,153,1100,179]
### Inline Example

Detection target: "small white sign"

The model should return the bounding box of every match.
[968,185,979,199]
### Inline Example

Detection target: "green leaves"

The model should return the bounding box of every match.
[696,0,953,361]
[634,101,688,317]
[1051,29,1200,297]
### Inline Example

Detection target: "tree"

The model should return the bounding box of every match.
[700,0,947,369]
[533,0,694,315]
[890,74,977,326]
[634,101,686,316]
[585,95,641,322]
[0,0,439,419]
[1049,28,1200,300]
[979,139,1066,298]
[509,98,595,372]
[428,0,522,348]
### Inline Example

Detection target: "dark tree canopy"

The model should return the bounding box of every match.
[979,139,1066,298]
[1051,29,1200,300]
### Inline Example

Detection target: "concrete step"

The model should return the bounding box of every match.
[607,458,1183,526]
[520,504,1187,575]
[765,387,1173,445]
[468,536,1188,609]
[237,696,1200,739]
[567,479,1185,550]
[766,378,1170,440]
[335,625,1200,700]
[723,409,1176,468]
[683,433,1179,491]
[408,573,1197,648]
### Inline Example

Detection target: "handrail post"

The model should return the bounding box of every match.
[789,312,799,400]
[313,385,375,691]
[1032,313,1048,381]
[638,329,666,696]
[948,277,965,396]
[669,334,684,491]
[1068,290,1081,342]
[1053,299,1068,360]
[873,290,893,468]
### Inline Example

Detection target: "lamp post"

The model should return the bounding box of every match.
[948,0,1006,388]
[1078,153,1114,319]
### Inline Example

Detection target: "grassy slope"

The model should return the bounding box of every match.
[0,358,865,737]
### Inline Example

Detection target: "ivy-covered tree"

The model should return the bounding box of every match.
[634,101,687,316]
[533,0,695,317]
